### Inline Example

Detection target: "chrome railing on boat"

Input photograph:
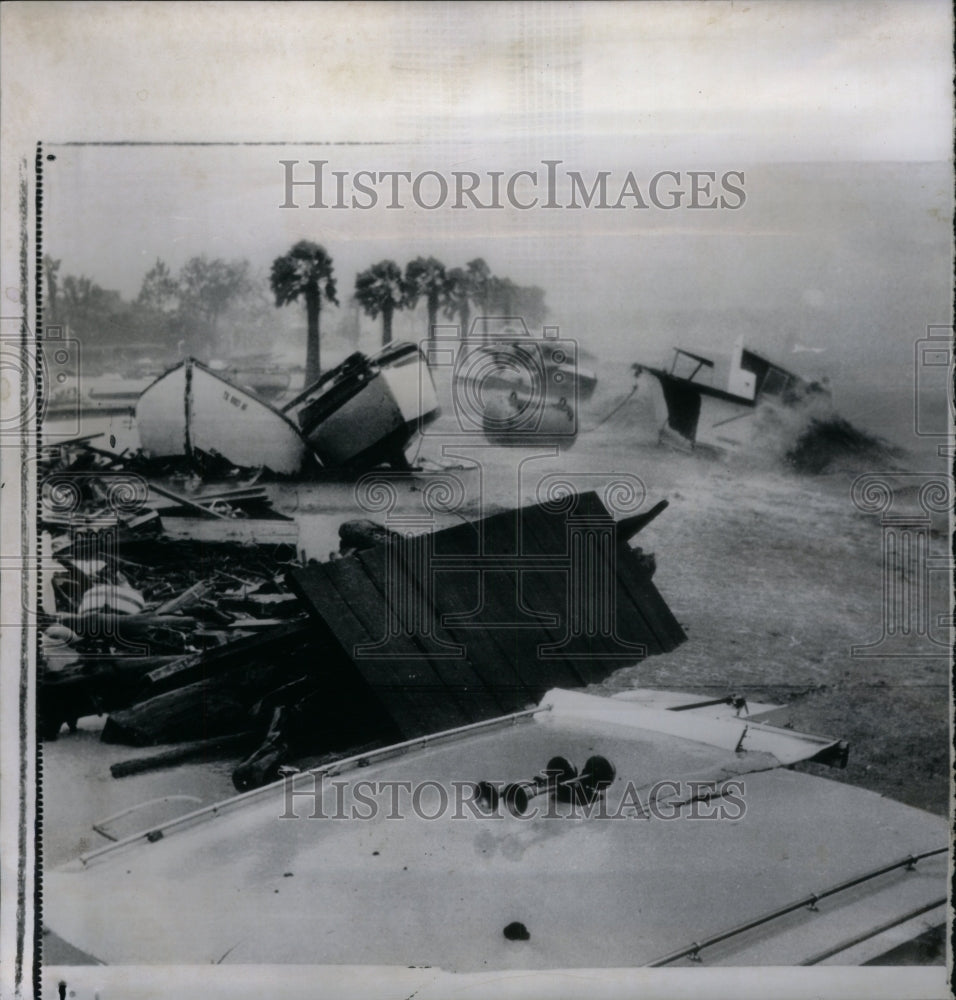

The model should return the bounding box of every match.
[78,704,551,866]
[644,846,949,967]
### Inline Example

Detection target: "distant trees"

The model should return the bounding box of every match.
[443,267,472,337]
[270,241,338,385]
[401,255,550,341]
[45,258,128,344]
[464,258,492,339]
[43,256,61,324]
[42,242,551,380]
[179,257,250,339]
[403,256,447,335]
[354,260,405,346]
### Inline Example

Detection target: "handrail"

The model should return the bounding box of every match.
[645,846,949,966]
[79,704,550,865]
[801,896,947,965]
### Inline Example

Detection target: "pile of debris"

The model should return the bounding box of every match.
[40,443,684,795]
[39,438,305,749]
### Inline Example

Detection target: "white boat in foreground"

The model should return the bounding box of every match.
[282,342,440,470]
[44,686,947,976]
[136,358,314,475]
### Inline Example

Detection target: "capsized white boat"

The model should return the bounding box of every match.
[43,686,947,977]
[135,358,314,476]
[282,342,440,470]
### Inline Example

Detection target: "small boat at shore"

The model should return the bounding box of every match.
[452,323,598,447]
[635,339,830,453]
[136,358,314,476]
[282,341,440,470]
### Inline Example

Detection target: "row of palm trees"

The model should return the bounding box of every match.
[270,240,546,385]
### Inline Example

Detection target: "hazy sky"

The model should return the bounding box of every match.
[8,2,951,157]
[16,2,955,388]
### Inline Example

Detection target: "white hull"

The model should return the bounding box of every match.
[45,688,947,971]
[306,370,406,466]
[287,343,440,468]
[136,359,312,475]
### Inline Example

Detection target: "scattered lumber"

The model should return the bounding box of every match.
[110,733,254,778]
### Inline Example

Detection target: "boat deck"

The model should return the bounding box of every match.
[45,691,948,970]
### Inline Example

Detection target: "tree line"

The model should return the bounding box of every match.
[42,245,548,385]
[43,253,272,362]
[272,241,548,384]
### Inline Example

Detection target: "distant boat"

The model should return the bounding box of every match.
[282,341,440,470]
[136,358,315,476]
[452,319,598,447]
[206,358,292,400]
[634,339,830,452]
[45,373,154,418]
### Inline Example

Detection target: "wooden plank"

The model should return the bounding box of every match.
[514,508,605,684]
[468,502,598,690]
[143,621,314,693]
[289,562,447,736]
[332,551,476,730]
[380,536,515,716]
[520,500,659,666]
[147,481,229,519]
[612,546,685,653]
[422,566,534,712]
[158,517,299,546]
[421,505,568,701]
[570,491,685,653]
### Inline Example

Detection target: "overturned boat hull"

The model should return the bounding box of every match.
[283,342,440,469]
[136,359,313,475]
[637,340,828,454]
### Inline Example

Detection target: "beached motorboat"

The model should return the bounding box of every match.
[452,327,598,447]
[135,358,314,476]
[635,340,830,453]
[282,341,440,470]
[43,686,947,980]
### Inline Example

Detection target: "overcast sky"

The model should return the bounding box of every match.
[7,1,953,390]
[6,2,951,156]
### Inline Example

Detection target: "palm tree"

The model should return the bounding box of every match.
[270,241,337,385]
[43,255,61,325]
[488,275,518,317]
[403,256,447,335]
[354,260,405,346]
[465,258,492,341]
[443,267,471,339]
